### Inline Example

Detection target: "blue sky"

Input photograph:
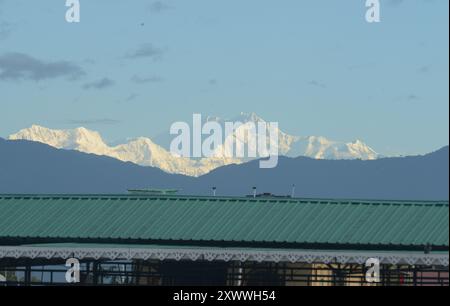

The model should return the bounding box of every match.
[0,0,448,156]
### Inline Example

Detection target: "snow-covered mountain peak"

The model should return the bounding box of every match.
[7,125,239,177]
[8,115,380,176]
[9,125,107,152]
[204,112,265,125]
[232,112,266,124]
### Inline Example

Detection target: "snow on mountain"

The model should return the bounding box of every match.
[9,125,110,154]
[8,125,239,177]
[8,114,378,176]
[288,136,378,160]
[207,113,378,160]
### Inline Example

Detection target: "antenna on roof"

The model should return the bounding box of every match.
[252,186,257,198]
[212,187,217,197]
[291,184,296,198]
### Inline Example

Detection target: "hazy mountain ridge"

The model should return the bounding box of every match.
[0,138,447,200]
[0,137,191,194]
[196,146,449,200]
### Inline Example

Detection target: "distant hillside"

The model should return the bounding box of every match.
[0,138,191,194]
[0,138,448,200]
[192,146,449,200]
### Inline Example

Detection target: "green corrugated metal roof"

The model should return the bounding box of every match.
[0,195,448,250]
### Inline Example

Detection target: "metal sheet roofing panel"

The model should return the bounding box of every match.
[0,195,448,250]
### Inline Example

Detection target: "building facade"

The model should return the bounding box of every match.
[0,195,448,286]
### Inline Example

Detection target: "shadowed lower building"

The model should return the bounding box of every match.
[0,195,448,286]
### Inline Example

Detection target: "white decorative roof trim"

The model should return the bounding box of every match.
[0,246,448,267]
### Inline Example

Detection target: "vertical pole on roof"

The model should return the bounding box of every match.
[253,187,257,198]
[291,184,296,198]
[212,187,217,197]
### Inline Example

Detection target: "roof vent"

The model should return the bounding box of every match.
[127,189,179,195]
